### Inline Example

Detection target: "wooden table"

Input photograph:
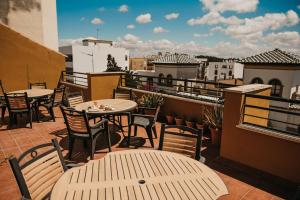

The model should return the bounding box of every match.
[74,99,137,115]
[51,150,228,200]
[10,89,53,98]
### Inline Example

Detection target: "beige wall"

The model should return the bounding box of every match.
[221,88,300,183]
[0,23,65,91]
[129,58,147,71]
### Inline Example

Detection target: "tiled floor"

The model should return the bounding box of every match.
[0,108,297,200]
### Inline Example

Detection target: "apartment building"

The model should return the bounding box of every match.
[59,38,129,73]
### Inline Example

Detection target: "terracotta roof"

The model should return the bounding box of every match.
[241,49,300,64]
[153,54,199,64]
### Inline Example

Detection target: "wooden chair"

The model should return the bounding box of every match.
[41,87,65,121]
[158,123,205,162]
[60,106,112,160]
[29,82,47,89]
[67,92,84,108]
[9,139,68,200]
[128,106,160,147]
[0,80,6,124]
[4,93,38,128]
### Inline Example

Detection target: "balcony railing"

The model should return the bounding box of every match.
[120,74,238,104]
[241,93,300,137]
[60,71,88,87]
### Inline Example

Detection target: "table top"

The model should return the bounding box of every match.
[51,150,228,200]
[74,99,137,115]
[10,89,53,98]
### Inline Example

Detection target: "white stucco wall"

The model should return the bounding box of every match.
[206,61,243,80]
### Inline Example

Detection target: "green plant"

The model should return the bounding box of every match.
[204,106,223,129]
[138,93,164,108]
[124,70,138,88]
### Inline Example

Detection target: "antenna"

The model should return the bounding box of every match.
[96,28,99,39]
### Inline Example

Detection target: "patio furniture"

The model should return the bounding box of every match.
[29,82,47,89]
[9,139,68,200]
[4,92,38,128]
[128,105,160,148]
[10,89,53,99]
[50,150,228,200]
[41,87,65,121]
[159,123,205,162]
[60,106,112,160]
[67,92,84,108]
[0,80,6,124]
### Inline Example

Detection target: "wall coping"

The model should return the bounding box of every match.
[224,84,272,94]
[88,72,125,77]
[237,124,300,144]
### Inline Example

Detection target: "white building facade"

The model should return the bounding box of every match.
[0,0,59,50]
[59,39,129,73]
[206,60,244,81]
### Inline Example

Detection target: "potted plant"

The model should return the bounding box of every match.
[196,116,204,129]
[204,106,223,146]
[138,93,164,115]
[166,112,175,124]
[185,117,194,128]
[175,116,184,125]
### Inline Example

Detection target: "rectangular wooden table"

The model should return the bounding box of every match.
[50,150,228,200]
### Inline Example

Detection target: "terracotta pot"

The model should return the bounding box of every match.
[196,123,204,130]
[166,115,174,124]
[185,121,194,128]
[210,128,222,146]
[175,117,184,125]
[144,109,156,116]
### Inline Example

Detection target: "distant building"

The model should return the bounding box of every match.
[206,59,244,81]
[0,0,59,50]
[241,48,300,98]
[59,38,129,73]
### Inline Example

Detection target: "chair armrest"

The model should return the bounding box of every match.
[66,163,84,169]
[90,118,108,129]
[131,113,154,120]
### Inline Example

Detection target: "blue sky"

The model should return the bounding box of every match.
[57,0,300,57]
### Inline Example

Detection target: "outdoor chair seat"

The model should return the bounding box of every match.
[133,115,151,127]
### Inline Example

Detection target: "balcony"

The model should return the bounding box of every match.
[0,71,299,199]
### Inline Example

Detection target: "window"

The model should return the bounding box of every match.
[65,54,73,62]
[222,65,227,69]
[158,73,165,85]
[214,70,218,75]
[125,55,128,61]
[251,77,264,84]
[268,79,283,97]
[166,74,173,87]
[214,76,218,81]
[215,65,218,69]
[228,70,232,76]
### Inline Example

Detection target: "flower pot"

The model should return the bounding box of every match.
[185,121,194,128]
[196,123,204,130]
[210,128,222,146]
[175,117,184,125]
[144,109,156,116]
[166,115,174,124]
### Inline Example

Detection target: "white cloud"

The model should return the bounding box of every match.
[127,24,135,29]
[187,11,243,26]
[153,27,169,33]
[201,0,259,13]
[136,13,152,24]
[119,5,128,13]
[210,26,223,32]
[264,31,300,49]
[123,34,140,43]
[165,13,179,20]
[91,18,104,25]
[193,33,213,37]
[98,7,105,12]
[80,17,85,21]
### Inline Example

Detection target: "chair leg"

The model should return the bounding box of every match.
[134,125,138,136]
[106,129,112,152]
[49,107,55,122]
[127,124,131,146]
[90,139,96,160]
[28,111,32,128]
[146,126,154,148]
[68,137,75,160]
[1,106,6,123]
[152,126,157,138]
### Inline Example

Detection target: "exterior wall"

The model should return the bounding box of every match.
[155,64,198,79]
[60,44,129,73]
[233,62,244,79]
[0,24,65,91]
[89,73,122,100]
[221,87,300,183]
[0,0,58,50]
[129,58,147,71]
[206,61,243,81]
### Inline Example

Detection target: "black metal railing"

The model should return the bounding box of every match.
[120,74,238,104]
[241,93,300,137]
[60,71,88,87]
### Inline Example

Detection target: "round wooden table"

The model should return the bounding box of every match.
[74,99,137,115]
[10,89,53,98]
[50,150,228,200]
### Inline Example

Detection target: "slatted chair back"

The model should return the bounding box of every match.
[9,139,67,200]
[29,82,47,89]
[60,106,90,136]
[4,93,30,111]
[0,80,5,96]
[113,88,132,100]
[67,92,84,108]
[52,87,65,105]
[159,124,203,160]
